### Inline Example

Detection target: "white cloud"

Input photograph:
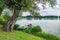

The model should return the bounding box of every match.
[22,12,30,16]
[40,0,60,16]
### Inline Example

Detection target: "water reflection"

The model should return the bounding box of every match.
[16,18,60,37]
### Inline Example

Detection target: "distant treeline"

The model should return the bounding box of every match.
[19,16,60,20]
[22,16,60,18]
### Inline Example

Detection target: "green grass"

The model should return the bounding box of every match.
[0,29,46,40]
[35,32,60,40]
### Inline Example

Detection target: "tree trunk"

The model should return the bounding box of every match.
[3,9,19,32]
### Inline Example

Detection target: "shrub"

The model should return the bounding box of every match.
[35,32,60,40]
[30,26,42,34]
[0,16,6,25]
[25,25,42,34]
[25,27,32,34]
[14,24,19,30]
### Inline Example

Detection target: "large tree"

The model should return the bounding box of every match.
[0,0,56,32]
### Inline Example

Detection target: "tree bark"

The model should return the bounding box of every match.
[3,9,19,32]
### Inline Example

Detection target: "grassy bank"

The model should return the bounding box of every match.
[0,29,46,40]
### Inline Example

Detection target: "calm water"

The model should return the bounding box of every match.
[16,18,60,37]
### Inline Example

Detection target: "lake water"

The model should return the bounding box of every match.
[16,18,60,37]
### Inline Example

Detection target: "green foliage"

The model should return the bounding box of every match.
[3,14,11,21]
[0,16,6,25]
[0,0,5,15]
[0,16,5,21]
[14,24,19,30]
[0,9,2,16]
[30,12,41,16]
[0,0,5,9]
[0,15,10,26]
[5,0,34,10]
[35,32,60,40]
[30,26,42,34]
[25,25,42,34]
[0,14,11,26]
[25,27,32,33]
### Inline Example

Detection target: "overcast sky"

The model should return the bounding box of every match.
[39,0,60,16]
